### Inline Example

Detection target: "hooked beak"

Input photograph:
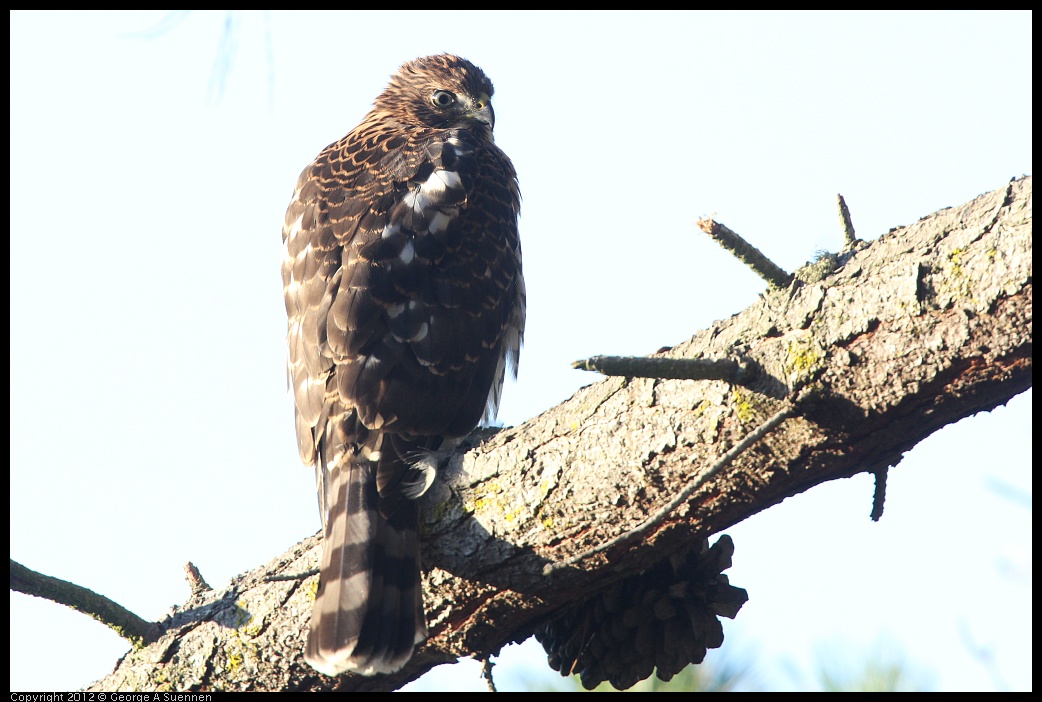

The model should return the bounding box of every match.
[470,94,495,130]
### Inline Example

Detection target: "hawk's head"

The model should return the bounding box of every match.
[376,54,497,134]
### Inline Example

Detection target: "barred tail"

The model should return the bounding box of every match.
[305,459,426,676]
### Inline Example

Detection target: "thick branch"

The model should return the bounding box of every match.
[542,390,806,576]
[86,177,1031,692]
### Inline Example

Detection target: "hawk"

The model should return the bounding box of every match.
[282,54,524,677]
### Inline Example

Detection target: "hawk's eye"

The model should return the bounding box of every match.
[430,90,456,109]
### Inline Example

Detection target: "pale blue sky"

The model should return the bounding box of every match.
[10,11,1031,692]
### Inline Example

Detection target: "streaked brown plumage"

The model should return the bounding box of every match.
[282,54,524,677]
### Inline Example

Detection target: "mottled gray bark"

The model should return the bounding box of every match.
[86,177,1031,692]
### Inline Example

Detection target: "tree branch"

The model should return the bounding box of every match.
[74,177,1029,691]
[697,216,794,288]
[837,193,859,248]
[10,559,161,650]
[571,355,749,384]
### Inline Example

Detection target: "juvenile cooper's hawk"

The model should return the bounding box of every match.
[282,54,524,677]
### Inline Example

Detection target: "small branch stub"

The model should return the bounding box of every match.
[871,468,888,522]
[837,193,858,248]
[184,561,213,596]
[480,656,497,692]
[697,217,793,288]
[572,355,745,383]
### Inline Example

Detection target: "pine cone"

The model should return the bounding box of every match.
[535,535,748,690]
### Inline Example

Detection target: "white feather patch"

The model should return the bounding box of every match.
[429,211,453,234]
[399,240,415,264]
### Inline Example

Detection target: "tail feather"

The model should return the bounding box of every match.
[305,459,426,677]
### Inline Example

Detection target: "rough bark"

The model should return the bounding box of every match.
[87,177,1031,692]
